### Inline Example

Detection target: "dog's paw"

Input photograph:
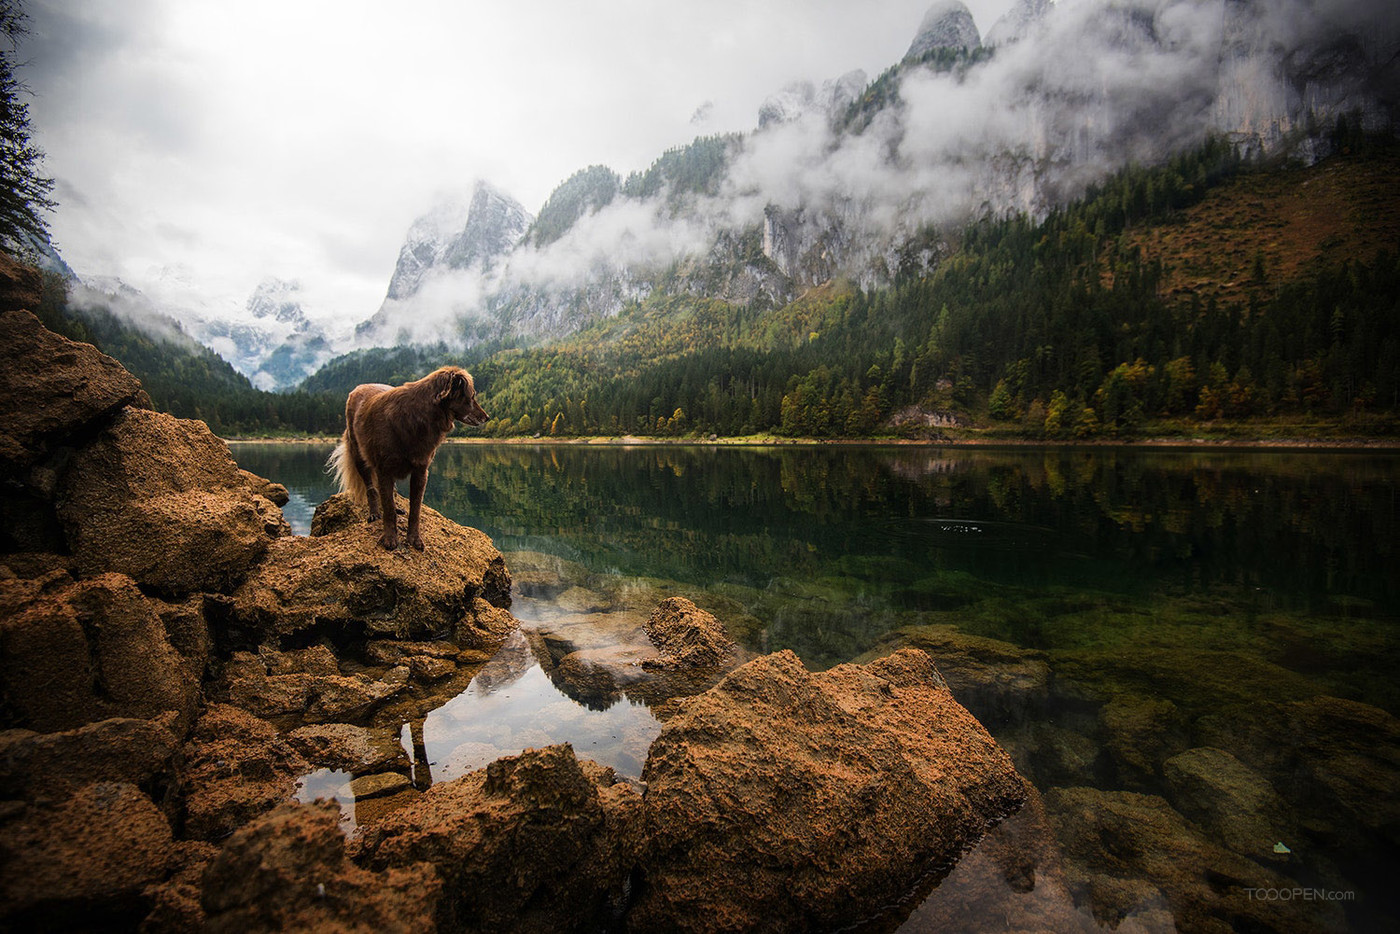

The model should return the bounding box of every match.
[407,532,425,551]
[378,534,399,551]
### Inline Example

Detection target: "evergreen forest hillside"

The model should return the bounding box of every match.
[30,133,1400,441]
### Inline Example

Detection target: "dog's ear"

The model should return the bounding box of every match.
[433,370,455,404]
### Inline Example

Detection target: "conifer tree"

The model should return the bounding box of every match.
[0,1,54,247]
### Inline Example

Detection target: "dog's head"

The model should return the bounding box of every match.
[433,367,490,427]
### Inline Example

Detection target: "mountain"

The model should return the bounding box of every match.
[904,0,982,60]
[341,0,1398,357]
[358,181,533,347]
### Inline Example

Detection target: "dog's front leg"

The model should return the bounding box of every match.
[405,465,428,551]
[377,481,398,550]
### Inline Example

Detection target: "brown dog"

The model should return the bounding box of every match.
[327,366,489,550]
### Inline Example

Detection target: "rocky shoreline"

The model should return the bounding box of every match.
[1,308,1028,932]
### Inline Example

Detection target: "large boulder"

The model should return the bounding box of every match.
[55,407,290,594]
[0,781,176,932]
[228,492,513,643]
[353,744,644,934]
[630,648,1028,933]
[0,571,200,732]
[200,802,440,934]
[0,308,148,478]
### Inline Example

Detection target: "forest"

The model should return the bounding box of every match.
[31,129,1400,441]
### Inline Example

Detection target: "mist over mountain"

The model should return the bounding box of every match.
[354,0,1398,355]
[61,268,350,391]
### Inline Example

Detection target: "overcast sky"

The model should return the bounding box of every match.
[21,0,1014,324]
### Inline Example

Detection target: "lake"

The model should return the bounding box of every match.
[231,440,1400,932]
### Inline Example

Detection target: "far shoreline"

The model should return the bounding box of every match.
[224,434,1400,451]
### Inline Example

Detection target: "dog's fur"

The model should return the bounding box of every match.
[327,366,489,550]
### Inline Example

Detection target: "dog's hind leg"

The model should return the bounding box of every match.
[405,465,428,551]
[357,455,380,523]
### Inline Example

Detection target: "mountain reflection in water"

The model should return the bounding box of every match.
[243,442,1399,933]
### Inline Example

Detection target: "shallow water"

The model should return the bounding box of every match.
[238,441,1400,932]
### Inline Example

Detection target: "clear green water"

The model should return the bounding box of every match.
[232,441,1400,932]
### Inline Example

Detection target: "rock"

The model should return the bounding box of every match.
[0,782,175,931]
[1163,746,1296,862]
[1199,695,1400,850]
[0,712,181,803]
[262,643,339,676]
[55,407,289,594]
[869,624,1053,727]
[365,638,465,665]
[239,468,289,506]
[286,723,410,774]
[0,571,199,732]
[0,251,42,311]
[178,704,309,841]
[200,801,440,933]
[1043,786,1344,932]
[350,772,413,800]
[353,744,644,934]
[228,492,513,643]
[307,674,405,721]
[630,648,1027,933]
[220,654,405,724]
[140,839,220,933]
[642,596,737,669]
[1099,695,1189,787]
[409,655,455,682]
[0,309,148,479]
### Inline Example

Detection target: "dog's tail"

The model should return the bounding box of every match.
[325,428,368,506]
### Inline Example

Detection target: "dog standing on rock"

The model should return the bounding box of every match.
[327,366,489,551]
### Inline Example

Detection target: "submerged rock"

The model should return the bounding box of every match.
[228,492,513,644]
[353,743,643,934]
[631,648,1027,933]
[1043,786,1344,932]
[1163,746,1297,863]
